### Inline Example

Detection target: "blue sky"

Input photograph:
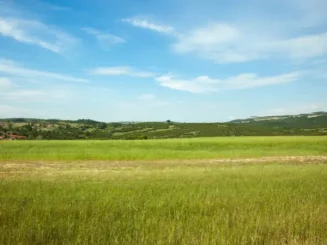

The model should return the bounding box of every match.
[0,0,326,122]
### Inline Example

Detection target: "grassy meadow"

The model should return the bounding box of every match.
[1,136,327,244]
[1,136,327,161]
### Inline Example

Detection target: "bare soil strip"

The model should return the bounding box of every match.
[1,155,327,173]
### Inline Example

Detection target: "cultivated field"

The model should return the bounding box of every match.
[1,136,327,244]
[1,136,327,161]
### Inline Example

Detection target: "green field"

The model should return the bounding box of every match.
[1,136,327,161]
[1,137,327,244]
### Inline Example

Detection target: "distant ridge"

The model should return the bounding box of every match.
[230,111,327,123]
[1,112,327,140]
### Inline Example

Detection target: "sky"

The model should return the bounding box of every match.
[0,0,326,122]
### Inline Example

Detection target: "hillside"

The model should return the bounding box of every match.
[1,112,327,140]
[231,112,327,128]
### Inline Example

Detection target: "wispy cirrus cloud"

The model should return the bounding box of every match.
[0,77,15,90]
[271,33,327,59]
[90,66,155,78]
[90,63,301,93]
[123,18,327,63]
[0,10,78,54]
[172,23,253,63]
[221,72,301,89]
[122,17,176,35]
[0,89,69,102]
[156,72,301,93]
[0,59,88,83]
[0,59,87,104]
[156,75,217,93]
[0,56,86,105]
[121,1,327,64]
[172,23,327,64]
[81,27,125,49]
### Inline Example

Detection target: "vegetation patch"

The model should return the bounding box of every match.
[1,136,327,161]
[1,159,327,244]
[1,112,326,140]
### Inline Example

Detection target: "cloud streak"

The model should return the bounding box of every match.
[81,27,125,49]
[90,66,155,78]
[121,0,327,64]
[0,16,78,53]
[156,72,301,93]
[0,77,15,90]
[0,59,88,83]
[156,75,217,93]
[0,89,69,102]
[122,18,175,35]
[172,23,327,63]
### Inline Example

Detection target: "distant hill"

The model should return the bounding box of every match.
[0,118,103,125]
[230,112,327,129]
[1,112,327,140]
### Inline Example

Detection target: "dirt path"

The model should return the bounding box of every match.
[1,155,327,171]
[205,155,327,164]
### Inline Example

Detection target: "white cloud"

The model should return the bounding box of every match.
[0,16,78,53]
[90,66,155,78]
[0,89,68,102]
[0,59,88,83]
[271,33,327,59]
[120,5,327,64]
[156,75,218,93]
[0,59,83,105]
[120,0,325,64]
[0,77,15,90]
[172,22,327,63]
[137,93,156,101]
[172,23,252,63]
[156,72,300,93]
[81,27,125,49]
[122,18,175,35]
[221,72,301,90]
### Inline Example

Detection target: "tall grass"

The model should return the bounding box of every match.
[1,163,327,244]
[1,136,327,244]
[1,136,326,161]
